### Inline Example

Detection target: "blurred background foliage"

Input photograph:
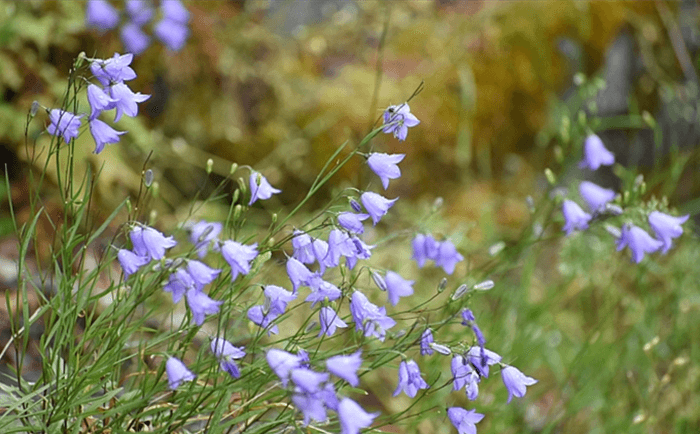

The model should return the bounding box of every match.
[1,1,699,433]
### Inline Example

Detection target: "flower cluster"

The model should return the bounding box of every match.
[562,134,689,263]
[46,53,150,154]
[86,0,190,53]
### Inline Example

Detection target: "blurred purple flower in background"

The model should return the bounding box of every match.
[561,199,592,235]
[616,224,663,263]
[579,181,616,212]
[648,211,689,253]
[120,22,151,55]
[266,349,301,387]
[579,133,615,170]
[126,0,154,26]
[86,0,119,31]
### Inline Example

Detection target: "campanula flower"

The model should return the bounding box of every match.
[126,0,154,26]
[385,271,414,306]
[326,351,362,387]
[648,211,689,253]
[47,109,83,145]
[393,359,429,398]
[420,329,434,356]
[163,268,194,303]
[579,181,616,212]
[117,249,150,277]
[579,133,615,170]
[210,338,245,378]
[129,225,177,261]
[90,53,137,86]
[291,368,329,394]
[411,234,433,267]
[86,84,116,119]
[292,385,331,425]
[188,220,222,258]
[109,82,151,121]
[248,171,281,205]
[286,257,314,293]
[383,103,420,141]
[89,118,126,153]
[266,349,302,387]
[467,346,501,378]
[451,355,474,391]
[616,224,663,263]
[461,309,485,347]
[186,260,221,287]
[318,306,348,337]
[501,365,538,403]
[367,153,405,190]
[447,407,484,434]
[360,191,397,225]
[247,305,279,335]
[291,230,315,264]
[120,22,151,55]
[86,0,119,31]
[263,285,296,315]
[561,199,592,235]
[337,212,369,234]
[327,229,355,267]
[221,240,258,280]
[435,240,464,274]
[305,277,341,306]
[185,288,222,325]
[350,291,396,341]
[338,398,379,434]
[166,357,195,390]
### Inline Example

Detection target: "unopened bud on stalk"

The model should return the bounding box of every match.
[143,169,154,187]
[148,210,157,226]
[473,280,494,291]
[231,189,240,204]
[233,204,242,222]
[237,177,247,195]
[271,213,277,224]
[429,342,452,355]
[371,271,387,292]
[30,101,40,117]
[432,197,443,212]
[230,163,238,175]
[151,181,159,196]
[451,284,469,300]
[125,198,133,214]
[437,277,448,292]
[206,159,213,174]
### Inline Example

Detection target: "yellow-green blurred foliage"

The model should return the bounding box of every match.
[0,1,674,226]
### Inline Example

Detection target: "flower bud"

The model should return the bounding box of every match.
[30,101,40,117]
[230,163,238,175]
[473,280,494,291]
[143,169,154,187]
[371,271,387,292]
[437,277,448,292]
[206,159,213,174]
[429,342,452,355]
[451,284,468,300]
